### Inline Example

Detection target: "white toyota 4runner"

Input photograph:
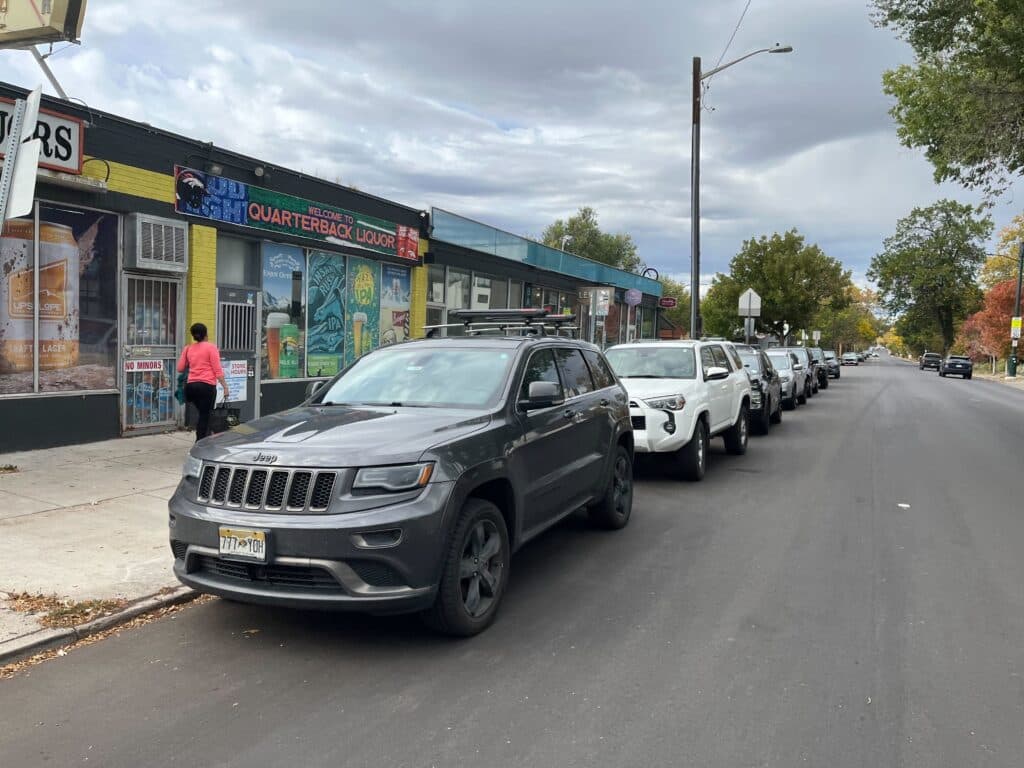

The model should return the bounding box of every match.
[604,340,752,480]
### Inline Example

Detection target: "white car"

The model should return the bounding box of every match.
[604,340,752,481]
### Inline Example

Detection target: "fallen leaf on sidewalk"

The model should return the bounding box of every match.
[242,628,261,636]
[7,592,128,628]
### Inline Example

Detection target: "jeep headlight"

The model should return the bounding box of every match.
[643,394,686,411]
[182,455,203,479]
[354,463,434,493]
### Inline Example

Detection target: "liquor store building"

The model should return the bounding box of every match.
[0,82,426,451]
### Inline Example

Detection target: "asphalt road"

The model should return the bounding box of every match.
[2,352,1023,767]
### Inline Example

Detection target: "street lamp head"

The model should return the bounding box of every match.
[770,44,793,53]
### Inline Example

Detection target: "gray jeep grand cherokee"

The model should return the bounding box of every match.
[169,313,633,636]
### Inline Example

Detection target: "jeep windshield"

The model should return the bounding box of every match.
[605,347,697,379]
[318,346,516,409]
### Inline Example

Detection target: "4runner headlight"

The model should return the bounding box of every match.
[182,455,203,479]
[643,394,686,411]
[354,463,434,493]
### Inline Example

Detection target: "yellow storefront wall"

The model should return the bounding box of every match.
[409,236,430,340]
[82,158,217,334]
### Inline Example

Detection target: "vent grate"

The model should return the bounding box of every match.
[211,467,231,503]
[287,472,312,509]
[265,471,289,509]
[309,473,335,511]
[228,469,248,506]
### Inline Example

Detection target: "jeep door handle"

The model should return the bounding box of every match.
[599,398,610,407]
[563,409,576,420]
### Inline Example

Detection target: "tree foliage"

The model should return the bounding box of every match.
[874,0,1024,195]
[953,278,1019,359]
[980,213,1024,289]
[868,199,990,351]
[880,327,909,357]
[655,275,691,335]
[541,207,641,272]
[700,229,851,342]
[812,286,883,352]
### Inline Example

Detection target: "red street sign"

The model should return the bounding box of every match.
[659,297,678,309]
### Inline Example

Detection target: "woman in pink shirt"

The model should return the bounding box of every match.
[177,323,230,441]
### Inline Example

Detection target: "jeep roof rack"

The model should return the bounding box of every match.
[445,309,579,337]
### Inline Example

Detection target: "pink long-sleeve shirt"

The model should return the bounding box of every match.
[177,341,224,386]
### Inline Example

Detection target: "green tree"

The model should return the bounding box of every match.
[875,0,1024,196]
[980,213,1024,289]
[700,229,852,342]
[869,199,990,351]
[813,287,883,352]
[542,207,641,272]
[655,276,691,336]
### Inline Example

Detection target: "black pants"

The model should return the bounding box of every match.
[185,382,217,441]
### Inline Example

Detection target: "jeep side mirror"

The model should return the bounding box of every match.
[520,380,564,410]
[305,380,325,400]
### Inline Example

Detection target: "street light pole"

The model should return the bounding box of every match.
[1009,241,1023,377]
[689,45,792,341]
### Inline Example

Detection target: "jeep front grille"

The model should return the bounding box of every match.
[197,464,337,513]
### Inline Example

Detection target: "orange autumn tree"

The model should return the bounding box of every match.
[955,279,1018,360]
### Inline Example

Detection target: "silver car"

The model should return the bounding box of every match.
[766,350,807,408]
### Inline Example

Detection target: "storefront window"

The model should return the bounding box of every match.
[510,280,523,309]
[0,206,118,395]
[0,216,37,394]
[262,243,306,380]
[345,256,381,366]
[543,288,559,313]
[472,275,492,309]
[529,285,543,308]
[429,265,446,304]
[489,277,509,309]
[380,264,411,347]
[426,305,444,336]
[217,236,260,286]
[641,306,655,340]
[306,251,345,377]
[446,268,471,310]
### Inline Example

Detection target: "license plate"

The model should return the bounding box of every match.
[218,527,267,562]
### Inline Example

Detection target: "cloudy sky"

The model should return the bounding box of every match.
[2,0,1021,290]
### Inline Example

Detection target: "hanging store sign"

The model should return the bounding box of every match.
[0,98,84,175]
[173,166,420,263]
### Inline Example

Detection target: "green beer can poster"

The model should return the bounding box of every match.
[306,252,346,377]
[344,256,381,367]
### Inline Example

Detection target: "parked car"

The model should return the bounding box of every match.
[920,352,941,370]
[604,339,752,482]
[767,349,806,408]
[808,347,830,390]
[734,344,783,434]
[856,352,866,362]
[171,324,634,636]
[841,352,859,366]
[779,347,818,397]
[939,355,973,379]
[823,349,841,379]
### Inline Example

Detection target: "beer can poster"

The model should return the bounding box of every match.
[306,251,346,377]
[0,207,118,395]
[262,243,306,380]
[344,256,380,367]
[379,265,411,347]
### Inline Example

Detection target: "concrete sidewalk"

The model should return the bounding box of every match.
[0,431,195,662]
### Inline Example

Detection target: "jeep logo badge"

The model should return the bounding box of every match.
[253,452,279,465]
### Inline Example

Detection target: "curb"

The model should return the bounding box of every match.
[0,586,199,667]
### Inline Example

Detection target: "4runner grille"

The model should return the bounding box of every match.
[197,464,338,513]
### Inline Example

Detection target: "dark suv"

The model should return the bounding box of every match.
[169,312,633,636]
[920,352,941,370]
[808,347,829,390]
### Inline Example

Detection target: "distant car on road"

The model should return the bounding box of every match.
[823,350,841,379]
[920,352,942,370]
[779,347,818,397]
[767,349,806,408]
[734,344,783,434]
[939,355,973,379]
[808,347,829,390]
[842,352,859,366]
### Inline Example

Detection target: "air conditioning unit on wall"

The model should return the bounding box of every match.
[124,214,189,274]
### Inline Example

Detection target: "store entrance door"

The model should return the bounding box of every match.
[121,275,183,432]
[216,287,261,424]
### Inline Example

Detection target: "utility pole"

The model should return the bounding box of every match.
[1008,241,1023,378]
[689,56,701,341]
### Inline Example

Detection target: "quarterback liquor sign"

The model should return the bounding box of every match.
[173,167,420,263]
